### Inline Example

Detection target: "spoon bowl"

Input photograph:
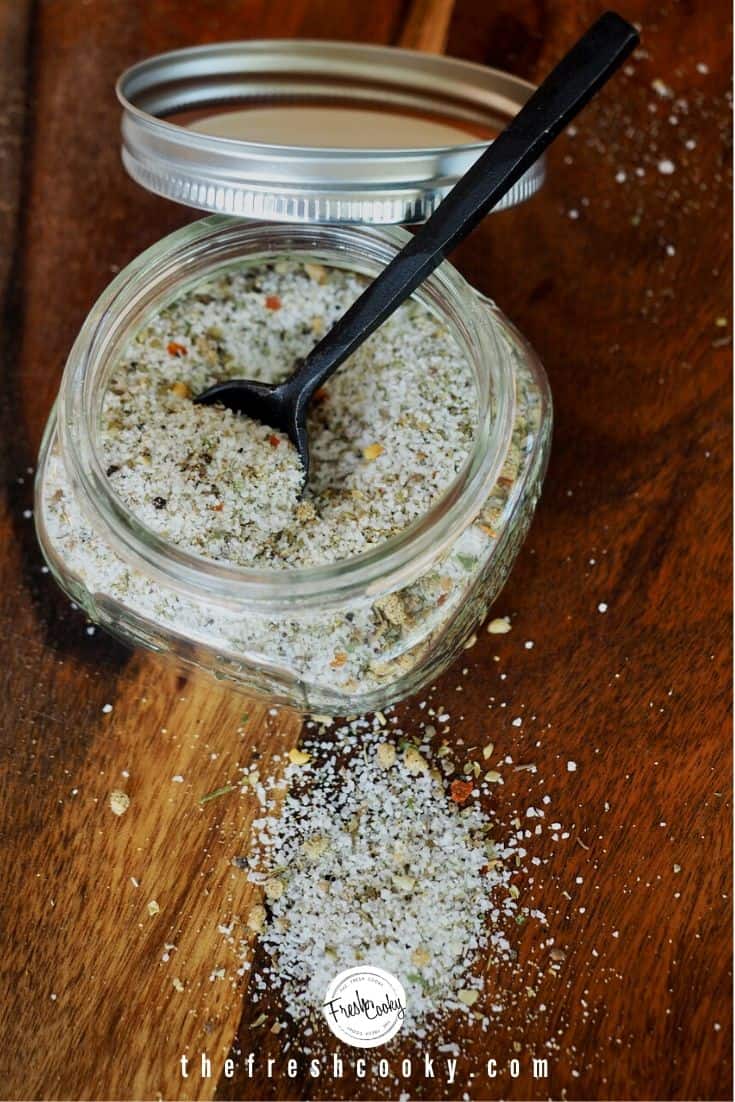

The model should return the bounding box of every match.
[197,374,311,477]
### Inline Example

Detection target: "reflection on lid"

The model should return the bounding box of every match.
[188,106,482,150]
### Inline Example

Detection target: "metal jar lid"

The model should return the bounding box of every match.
[117,40,545,225]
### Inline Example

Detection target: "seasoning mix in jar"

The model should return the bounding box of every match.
[35,41,552,713]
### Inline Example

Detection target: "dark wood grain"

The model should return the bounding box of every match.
[0,1,731,1101]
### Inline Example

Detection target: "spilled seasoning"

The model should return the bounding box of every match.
[234,713,547,1039]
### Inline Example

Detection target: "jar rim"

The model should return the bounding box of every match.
[59,216,516,609]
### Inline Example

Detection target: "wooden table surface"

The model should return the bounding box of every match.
[0,2,731,1100]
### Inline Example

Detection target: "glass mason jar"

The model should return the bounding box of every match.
[35,216,551,715]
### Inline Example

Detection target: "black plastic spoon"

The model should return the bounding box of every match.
[196,11,639,482]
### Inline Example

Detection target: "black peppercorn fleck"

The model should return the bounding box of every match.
[152,496,167,510]
[106,464,119,477]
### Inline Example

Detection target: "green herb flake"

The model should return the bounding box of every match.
[199,783,236,805]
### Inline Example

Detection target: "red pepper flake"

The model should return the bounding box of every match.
[212,502,224,512]
[167,341,188,357]
[268,434,281,447]
[265,295,282,311]
[313,387,329,404]
[450,779,473,805]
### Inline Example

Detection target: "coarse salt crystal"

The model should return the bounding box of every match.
[651,78,673,98]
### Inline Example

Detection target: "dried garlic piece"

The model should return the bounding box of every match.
[109,790,130,816]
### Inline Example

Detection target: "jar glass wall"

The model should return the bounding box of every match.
[35,217,551,714]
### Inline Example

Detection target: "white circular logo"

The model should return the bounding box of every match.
[322,966,406,1048]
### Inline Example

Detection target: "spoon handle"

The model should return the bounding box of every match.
[285,10,638,405]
